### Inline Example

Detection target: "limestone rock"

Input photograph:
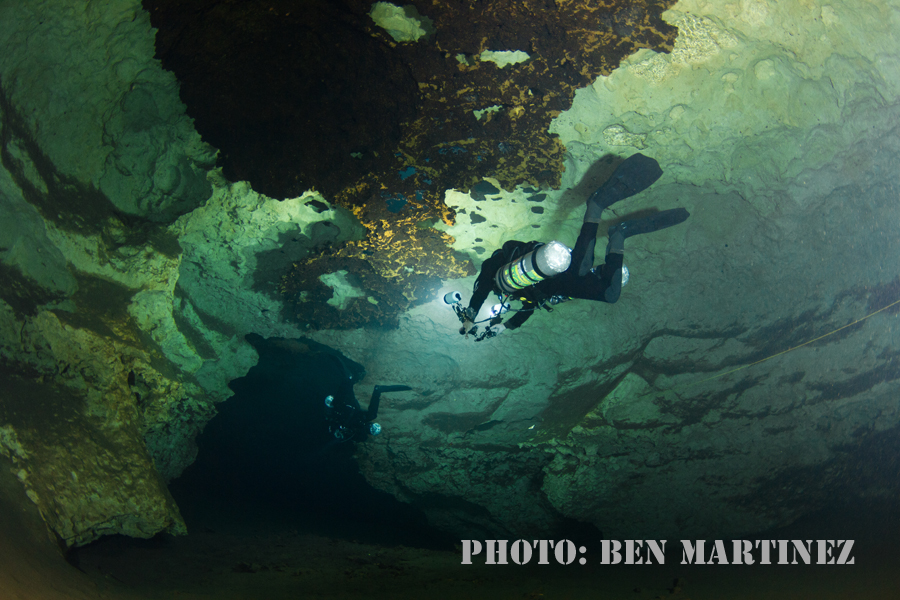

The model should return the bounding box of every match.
[0,0,216,222]
[320,0,900,538]
[2,0,900,549]
[369,2,434,43]
[0,307,187,545]
[0,0,364,546]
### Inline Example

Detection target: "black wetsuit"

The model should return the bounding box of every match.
[468,221,622,330]
[324,389,377,441]
[321,356,410,440]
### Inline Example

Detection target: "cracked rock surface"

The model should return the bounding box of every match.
[1,0,900,549]
[317,0,900,538]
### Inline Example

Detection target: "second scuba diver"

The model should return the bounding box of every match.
[321,354,411,441]
[453,153,689,341]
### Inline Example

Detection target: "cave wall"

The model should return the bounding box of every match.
[0,0,899,548]
[310,0,900,539]
[0,0,361,545]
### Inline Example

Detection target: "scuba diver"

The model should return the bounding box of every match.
[451,153,689,341]
[320,354,411,441]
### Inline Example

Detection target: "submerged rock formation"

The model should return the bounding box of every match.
[0,0,899,551]
[0,0,362,545]
[314,0,900,538]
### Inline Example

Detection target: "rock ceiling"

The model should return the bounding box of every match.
[144,0,678,328]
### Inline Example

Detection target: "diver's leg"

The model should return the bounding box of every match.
[595,249,624,303]
[556,209,689,304]
[552,251,622,304]
[595,208,690,302]
[569,222,599,277]
[552,227,621,303]
[594,225,625,302]
[366,388,383,422]
[584,154,663,223]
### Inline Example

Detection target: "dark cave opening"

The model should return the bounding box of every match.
[142,0,418,201]
[167,335,455,549]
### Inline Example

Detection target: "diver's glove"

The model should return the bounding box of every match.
[474,323,505,342]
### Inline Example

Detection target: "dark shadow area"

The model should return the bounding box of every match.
[25,340,900,598]
[141,0,678,204]
[142,0,418,201]
[59,474,900,599]
[166,334,454,549]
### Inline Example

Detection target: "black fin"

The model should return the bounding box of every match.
[373,385,412,393]
[614,207,690,239]
[585,154,664,221]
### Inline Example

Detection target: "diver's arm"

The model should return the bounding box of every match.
[366,385,412,421]
[502,302,535,330]
[469,253,504,316]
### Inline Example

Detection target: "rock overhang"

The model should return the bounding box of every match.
[144,0,680,330]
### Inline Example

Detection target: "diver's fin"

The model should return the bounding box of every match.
[584,154,663,223]
[368,385,411,421]
[373,385,412,393]
[611,207,690,239]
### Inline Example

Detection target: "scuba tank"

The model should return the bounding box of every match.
[494,240,572,294]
